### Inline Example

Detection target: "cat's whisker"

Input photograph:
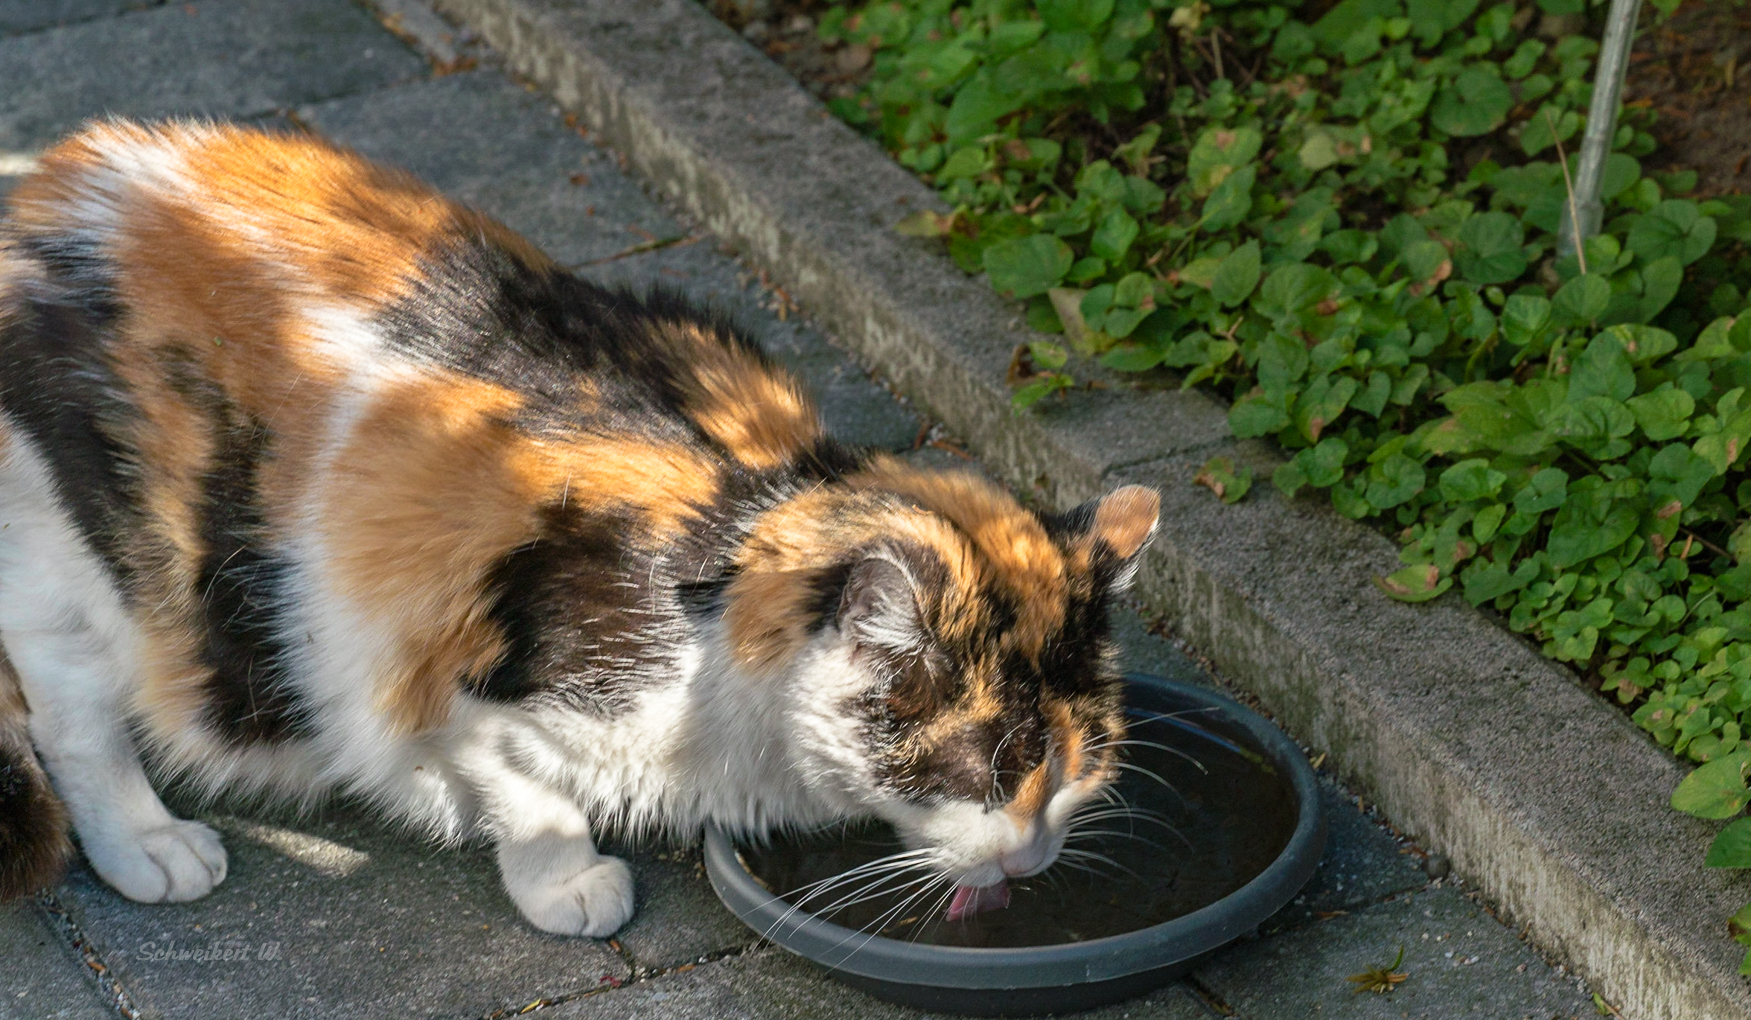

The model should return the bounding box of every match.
[1109,760,1186,794]
[764,849,940,936]
[779,860,935,921]
[781,847,938,900]
[825,874,951,963]
[1085,736,1209,774]
[1064,827,1176,853]
[905,877,961,943]
[807,866,939,921]
[1055,847,1148,884]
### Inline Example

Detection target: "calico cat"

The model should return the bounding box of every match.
[0,120,1159,936]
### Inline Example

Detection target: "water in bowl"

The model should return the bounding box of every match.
[736,692,1298,949]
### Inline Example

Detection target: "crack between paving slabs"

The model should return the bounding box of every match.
[34,889,144,1020]
[1183,973,1240,1017]
[473,940,763,1020]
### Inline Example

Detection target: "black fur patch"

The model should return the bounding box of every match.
[377,238,815,459]
[0,286,141,586]
[176,375,306,745]
[475,505,688,714]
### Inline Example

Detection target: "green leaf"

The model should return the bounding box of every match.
[1295,374,1358,442]
[1501,295,1553,347]
[1454,212,1528,285]
[1298,129,1340,171]
[1628,200,1717,266]
[1547,479,1639,568]
[1569,334,1635,402]
[1114,272,1153,308]
[1193,456,1252,504]
[1554,274,1611,326]
[1254,262,1336,321]
[1011,371,1074,410]
[1091,206,1140,263]
[1604,323,1679,364]
[1472,502,1505,542]
[944,75,1026,146]
[1365,453,1425,509]
[1297,437,1350,488]
[1401,239,1450,282]
[1431,66,1514,137]
[1202,164,1257,233]
[1188,126,1263,197]
[1354,369,1392,417]
[1515,467,1569,513]
[983,235,1073,299]
[1734,901,1751,946]
[1229,393,1290,438]
[1211,241,1262,308]
[1650,442,1717,508]
[1461,556,1538,603]
[1439,458,1507,502]
[1406,0,1477,44]
[1100,342,1165,372]
[1038,0,1113,31]
[1672,752,1751,820]
[1638,256,1684,323]
[1601,153,1641,200]
[1376,563,1451,602]
[1627,385,1696,441]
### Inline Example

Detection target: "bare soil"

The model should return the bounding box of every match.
[1624,0,1751,196]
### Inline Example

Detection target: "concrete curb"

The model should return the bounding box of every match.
[429,0,1750,1015]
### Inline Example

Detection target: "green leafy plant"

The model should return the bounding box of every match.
[810,0,1751,964]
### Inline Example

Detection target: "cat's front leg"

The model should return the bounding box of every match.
[496,832,634,937]
[473,748,634,937]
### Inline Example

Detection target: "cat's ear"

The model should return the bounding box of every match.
[1057,484,1160,593]
[838,553,926,654]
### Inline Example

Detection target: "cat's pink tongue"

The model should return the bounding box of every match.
[946,880,1011,921]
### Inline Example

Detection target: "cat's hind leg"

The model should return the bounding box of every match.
[0,447,226,904]
[6,616,227,904]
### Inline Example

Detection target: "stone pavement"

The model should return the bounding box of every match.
[0,2,1602,1017]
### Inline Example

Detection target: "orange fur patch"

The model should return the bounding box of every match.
[327,375,539,733]
[649,322,821,470]
[329,374,723,732]
[1003,761,1053,822]
[848,457,1066,656]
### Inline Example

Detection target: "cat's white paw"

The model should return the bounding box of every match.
[514,855,635,937]
[86,818,228,904]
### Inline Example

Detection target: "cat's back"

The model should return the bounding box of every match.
[0,119,829,748]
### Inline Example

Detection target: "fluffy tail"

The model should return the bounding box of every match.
[0,645,70,900]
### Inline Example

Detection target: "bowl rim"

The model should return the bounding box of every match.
[702,673,1328,991]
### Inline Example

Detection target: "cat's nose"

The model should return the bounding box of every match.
[999,827,1051,877]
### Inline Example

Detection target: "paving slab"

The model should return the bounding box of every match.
[0,0,146,37]
[1261,774,1429,934]
[0,904,112,1020]
[1195,886,1597,1019]
[543,948,1217,1020]
[297,70,683,268]
[0,0,424,152]
[49,808,629,1020]
[597,837,753,974]
[426,0,1751,1014]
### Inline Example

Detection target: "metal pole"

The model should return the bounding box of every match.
[1559,0,1643,257]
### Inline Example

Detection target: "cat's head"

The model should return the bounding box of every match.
[741,465,1160,890]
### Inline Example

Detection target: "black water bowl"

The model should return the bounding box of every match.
[703,674,1327,1016]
